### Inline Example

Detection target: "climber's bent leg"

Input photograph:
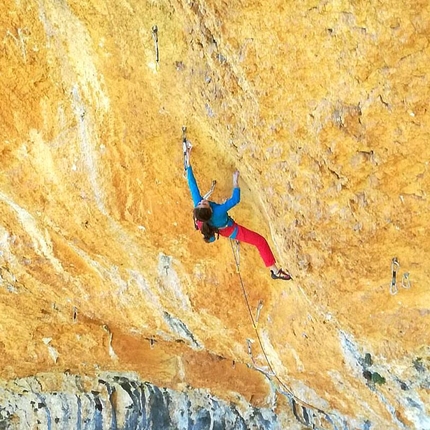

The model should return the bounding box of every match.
[233,224,276,267]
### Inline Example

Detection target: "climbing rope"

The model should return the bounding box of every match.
[231,240,240,273]
[229,239,332,420]
[230,240,258,330]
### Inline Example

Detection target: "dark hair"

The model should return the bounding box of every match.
[193,207,218,243]
[193,207,212,222]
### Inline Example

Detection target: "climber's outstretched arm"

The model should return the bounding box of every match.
[219,170,241,212]
[186,149,203,206]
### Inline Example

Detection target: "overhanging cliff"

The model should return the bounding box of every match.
[1,0,430,429]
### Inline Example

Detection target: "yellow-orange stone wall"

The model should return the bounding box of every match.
[1,0,430,427]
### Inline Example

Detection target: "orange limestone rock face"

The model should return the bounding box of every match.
[1,0,430,428]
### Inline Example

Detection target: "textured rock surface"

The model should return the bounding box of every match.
[0,373,293,429]
[1,0,430,429]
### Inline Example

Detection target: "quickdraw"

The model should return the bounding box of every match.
[389,258,411,295]
[255,300,263,327]
[182,126,192,176]
[202,180,217,200]
[182,127,216,199]
[390,257,400,295]
[402,272,411,289]
[152,25,159,66]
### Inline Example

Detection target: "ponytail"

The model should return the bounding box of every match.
[200,222,219,243]
[193,207,219,243]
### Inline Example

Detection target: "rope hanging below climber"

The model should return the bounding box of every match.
[229,239,335,426]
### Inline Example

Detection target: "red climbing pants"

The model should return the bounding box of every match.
[218,223,276,267]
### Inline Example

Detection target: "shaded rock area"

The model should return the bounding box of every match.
[1,0,430,429]
[0,373,296,430]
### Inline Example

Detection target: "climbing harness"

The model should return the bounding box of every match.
[229,239,328,418]
[390,257,400,295]
[152,25,159,66]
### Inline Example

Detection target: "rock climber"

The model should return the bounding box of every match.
[185,145,291,281]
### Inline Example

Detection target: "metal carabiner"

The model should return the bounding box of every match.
[255,300,263,328]
[390,257,400,295]
[152,25,159,66]
[202,180,217,200]
[402,272,411,289]
[182,126,192,175]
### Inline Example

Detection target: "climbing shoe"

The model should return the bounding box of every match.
[271,268,292,281]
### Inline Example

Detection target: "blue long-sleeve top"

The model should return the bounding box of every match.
[187,166,240,229]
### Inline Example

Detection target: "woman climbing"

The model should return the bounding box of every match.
[185,145,291,281]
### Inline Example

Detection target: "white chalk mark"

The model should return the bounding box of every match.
[0,192,63,272]
[5,28,27,62]
[43,338,59,363]
[71,85,107,215]
[17,28,27,62]
[102,325,118,361]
